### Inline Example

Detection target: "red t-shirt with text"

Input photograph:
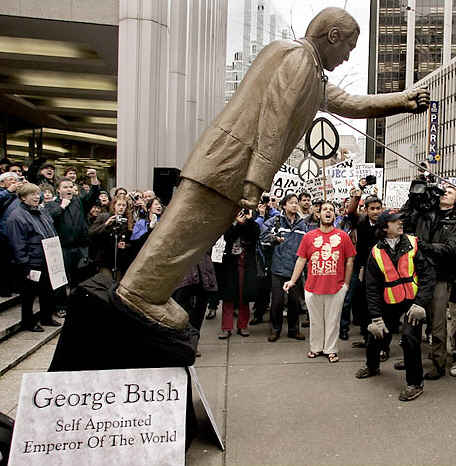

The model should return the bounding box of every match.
[297,228,356,295]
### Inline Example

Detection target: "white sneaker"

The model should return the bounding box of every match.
[450,364,456,377]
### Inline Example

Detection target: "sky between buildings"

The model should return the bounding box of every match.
[226,0,371,138]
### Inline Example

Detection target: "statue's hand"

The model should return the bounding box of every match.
[406,88,430,114]
[240,181,262,209]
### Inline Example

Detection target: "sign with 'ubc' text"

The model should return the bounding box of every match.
[9,368,187,466]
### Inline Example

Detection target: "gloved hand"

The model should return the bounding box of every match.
[367,317,389,339]
[406,304,426,326]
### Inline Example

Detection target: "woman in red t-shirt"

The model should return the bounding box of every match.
[284,202,356,363]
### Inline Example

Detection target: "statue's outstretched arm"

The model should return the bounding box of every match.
[325,83,429,119]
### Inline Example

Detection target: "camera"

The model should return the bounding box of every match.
[365,175,376,186]
[115,215,127,224]
[408,179,444,212]
[261,195,270,204]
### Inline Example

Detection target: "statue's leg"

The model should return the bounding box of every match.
[117,179,239,328]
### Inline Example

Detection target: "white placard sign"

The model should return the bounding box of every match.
[41,236,68,290]
[211,236,226,263]
[270,163,334,200]
[384,181,411,208]
[9,368,187,466]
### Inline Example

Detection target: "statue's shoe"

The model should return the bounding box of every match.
[116,285,189,330]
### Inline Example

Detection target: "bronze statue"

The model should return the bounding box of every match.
[116,7,430,329]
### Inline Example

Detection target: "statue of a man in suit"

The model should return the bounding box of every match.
[117,7,430,329]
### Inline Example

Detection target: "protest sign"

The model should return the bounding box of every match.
[41,236,68,290]
[325,161,383,201]
[270,163,334,200]
[211,236,226,263]
[384,181,411,208]
[9,368,187,466]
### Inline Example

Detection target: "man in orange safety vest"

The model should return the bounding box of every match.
[355,209,435,401]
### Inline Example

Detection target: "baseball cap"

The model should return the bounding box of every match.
[39,161,55,171]
[376,209,403,228]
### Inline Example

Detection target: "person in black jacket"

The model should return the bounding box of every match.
[89,196,134,280]
[218,209,259,339]
[346,194,384,350]
[6,183,62,332]
[403,183,456,379]
[45,170,100,287]
[0,172,22,297]
[27,160,56,189]
[355,210,435,401]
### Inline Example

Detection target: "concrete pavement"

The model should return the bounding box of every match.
[1,312,456,465]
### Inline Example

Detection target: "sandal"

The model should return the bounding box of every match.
[327,353,339,363]
[307,351,323,359]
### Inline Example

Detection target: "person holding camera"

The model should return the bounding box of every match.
[89,196,134,279]
[401,182,456,379]
[250,194,281,325]
[355,210,435,401]
[129,196,164,256]
[261,194,308,342]
[218,208,259,339]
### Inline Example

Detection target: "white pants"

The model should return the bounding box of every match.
[305,286,347,355]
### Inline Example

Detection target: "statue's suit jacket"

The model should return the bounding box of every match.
[181,39,410,203]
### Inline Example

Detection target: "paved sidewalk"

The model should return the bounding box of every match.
[1,313,456,465]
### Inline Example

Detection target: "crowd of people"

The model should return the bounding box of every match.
[1,156,456,402]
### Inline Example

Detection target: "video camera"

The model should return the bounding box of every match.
[408,179,444,213]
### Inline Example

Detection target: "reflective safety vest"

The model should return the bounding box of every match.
[372,235,418,304]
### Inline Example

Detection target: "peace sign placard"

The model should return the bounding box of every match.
[298,156,320,181]
[305,117,340,160]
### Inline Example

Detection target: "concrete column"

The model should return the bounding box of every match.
[117,0,169,190]
[217,0,228,114]
[205,0,214,124]
[184,0,200,156]
[405,0,416,89]
[196,0,208,137]
[168,0,188,169]
[443,0,453,65]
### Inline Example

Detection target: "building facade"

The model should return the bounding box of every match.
[0,1,229,197]
[368,0,455,166]
[385,56,456,182]
[225,0,291,103]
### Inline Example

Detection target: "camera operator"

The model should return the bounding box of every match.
[129,191,148,222]
[254,193,280,228]
[89,196,134,280]
[402,180,456,379]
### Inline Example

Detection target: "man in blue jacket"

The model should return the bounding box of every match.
[260,193,308,341]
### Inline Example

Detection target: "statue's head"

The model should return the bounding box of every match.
[305,7,360,72]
